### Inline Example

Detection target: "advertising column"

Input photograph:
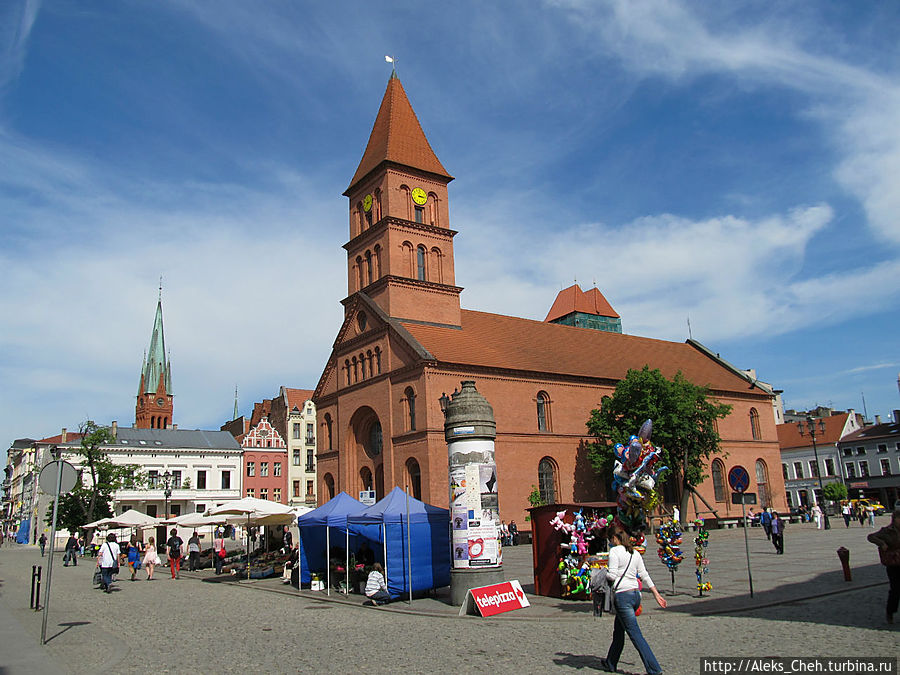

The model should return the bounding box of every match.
[444,380,504,605]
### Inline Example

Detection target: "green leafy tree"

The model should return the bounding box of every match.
[822,482,847,503]
[586,366,732,521]
[45,420,145,533]
[527,485,546,508]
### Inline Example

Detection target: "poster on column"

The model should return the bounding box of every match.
[449,461,500,569]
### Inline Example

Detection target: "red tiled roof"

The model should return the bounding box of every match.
[346,74,452,193]
[776,413,850,449]
[284,388,315,410]
[545,284,619,322]
[399,309,756,393]
[36,433,85,444]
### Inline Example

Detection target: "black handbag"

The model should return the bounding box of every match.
[92,569,102,585]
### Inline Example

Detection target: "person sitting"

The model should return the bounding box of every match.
[363,562,391,606]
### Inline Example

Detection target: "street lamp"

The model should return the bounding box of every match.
[797,416,830,530]
[162,471,172,520]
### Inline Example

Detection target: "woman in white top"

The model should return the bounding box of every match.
[600,527,667,675]
[364,562,390,605]
[96,533,121,594]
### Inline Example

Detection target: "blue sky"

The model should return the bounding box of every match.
[2,1,899,457]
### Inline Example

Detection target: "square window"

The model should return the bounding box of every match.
[260,488,268,500]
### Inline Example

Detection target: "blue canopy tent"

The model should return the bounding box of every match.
[297,492,366,592]
[348,487,451,599]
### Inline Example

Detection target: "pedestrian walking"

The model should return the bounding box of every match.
[96,533,121,593]
[771,511,785,554]
[167,528,184,579]
[143,536,161,580]
[509,520,519,546]
[842,502,852,528]
[857,505,866,527]
[38,532,47,556]
[127,535,143,580]
[187,531,201,571]
[867,508,900,624]
[63,533,78,566]
[867,505,876,528]
[599,527,667,675]
[811,504,823,530]
[760,508,773,540]
[213,531,226,575]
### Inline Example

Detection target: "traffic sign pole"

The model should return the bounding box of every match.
[740,495,754,598]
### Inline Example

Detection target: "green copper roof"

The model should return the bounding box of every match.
[139,299,171,395]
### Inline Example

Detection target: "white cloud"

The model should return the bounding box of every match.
[0,0,40,94]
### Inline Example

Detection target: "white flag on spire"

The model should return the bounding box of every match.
[385,55,394,63]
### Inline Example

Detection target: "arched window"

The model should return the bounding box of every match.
[755,459,769,508]
[365,250,373,285]
[359,353,367,380]
[365,420,382,459]
[355,255,364,291]
[538,457,558,505]
[360,466,373,491]
[373,188,382,221]
[430,247,443,283]
[344,360,351,386]
[711,459,726,502]
[406,458,421,500]
[323,413,333,450]
[351,356,358,383]
[323,473,335,501]
[404,387,416,431]
[416,245,426,281]
[162,417,168,429]
[373,244,382,279]
[749,408,761,440]
[374,346,382,374]
[536,391,551,431]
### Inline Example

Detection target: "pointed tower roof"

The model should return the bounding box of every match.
[345,74,452,194]
[545,284,620,323]
[139,298,171,395]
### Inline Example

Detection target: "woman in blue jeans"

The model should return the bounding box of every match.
[601,527,668,674]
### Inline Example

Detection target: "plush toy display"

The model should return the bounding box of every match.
[550,507,613,598]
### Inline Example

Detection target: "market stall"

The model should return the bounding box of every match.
[528,502,616,598]
[296,492,366,591]
[347,487,451,599]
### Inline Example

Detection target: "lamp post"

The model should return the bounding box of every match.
[162,471,172,520]
[797,416,830,530]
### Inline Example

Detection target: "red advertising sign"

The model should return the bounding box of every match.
[463,580,530,617]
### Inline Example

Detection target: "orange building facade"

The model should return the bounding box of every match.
[314,74,787,527]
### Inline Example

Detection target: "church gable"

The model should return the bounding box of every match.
[242,417,286,449]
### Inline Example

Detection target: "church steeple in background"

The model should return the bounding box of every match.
[135,286,174,429]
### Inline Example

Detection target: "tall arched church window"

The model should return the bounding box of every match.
[365,250,373,286]
[344,360,351,386]
[324,413,333,451]
[351,356,358,383]
[405,387,416,431]
[416,245,426,281]
[430,247,443,283]
[359,353,367,380]
[401,241,414,278]
[538,457,558,505]
[373,244,382,279]
[374,346,382,374]
[755,459,769,508]
[323,473,335,501]
[355,256,364,291]
[536,391,551,431]
[406,458,422,500]
[749,408,761,440]
[711,459,726,502]
[373,188,382,221]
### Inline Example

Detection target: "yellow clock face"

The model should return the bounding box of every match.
[363,194,373,212]
[411,187,427,205]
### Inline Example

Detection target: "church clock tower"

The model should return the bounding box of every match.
[135,293,173,429]
[343,73,462,327]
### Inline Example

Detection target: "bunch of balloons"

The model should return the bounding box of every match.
[611,419,669,540]
[693,519,712,594]
[655,519,684,571]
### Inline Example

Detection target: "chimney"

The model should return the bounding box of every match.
[61,428,67,443]
[875,414,882,424]
[111,420,118,438]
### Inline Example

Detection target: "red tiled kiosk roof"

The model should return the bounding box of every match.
[399,309,755,393]
[545,284,620,322]
[776,413,850,450]
[346,74,452,193]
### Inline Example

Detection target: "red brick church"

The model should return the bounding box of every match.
[313,74,787,526]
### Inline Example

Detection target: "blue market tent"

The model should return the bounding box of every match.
[16,519,31,544]
[348,487,450,598]
[297,492,366,585]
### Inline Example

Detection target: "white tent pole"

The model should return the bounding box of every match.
[406,485,412,605]
[326,526,331,596]
[345,528,349,595]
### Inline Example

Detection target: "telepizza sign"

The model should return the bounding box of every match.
[462,580,530,617]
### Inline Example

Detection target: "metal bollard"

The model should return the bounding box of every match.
[31,565,42,610]
[836,546,851,582]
